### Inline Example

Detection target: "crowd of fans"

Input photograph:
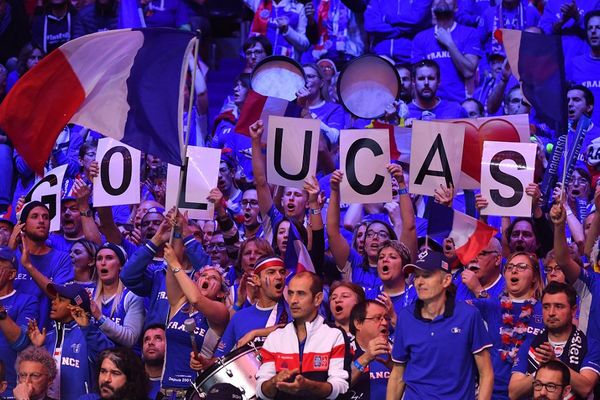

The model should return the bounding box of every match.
[2,0,600,399]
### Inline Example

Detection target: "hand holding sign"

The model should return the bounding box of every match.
[93,138,141,207]
[340,129,392,204]
[480,141,536,217]
[266,116,319,189]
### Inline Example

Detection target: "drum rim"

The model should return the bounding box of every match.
[192,342,263,388]
[250,55,307,100]
[337,53,401,120]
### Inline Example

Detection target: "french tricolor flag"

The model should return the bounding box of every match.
[284,222,315,282]
[427,202,497,264]
[0,28,195,174]
[235,90,302,138]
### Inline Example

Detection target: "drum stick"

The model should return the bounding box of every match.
[184,318,199,359]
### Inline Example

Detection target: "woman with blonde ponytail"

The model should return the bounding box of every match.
[91,243,145,347]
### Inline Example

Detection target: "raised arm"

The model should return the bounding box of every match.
[73,178,102,245]
[326,170,351,270]
[249,120,274,217]
[164,243,229,334]
[388,164,417,262]
[584,186,600,257]
[550,202,581,284]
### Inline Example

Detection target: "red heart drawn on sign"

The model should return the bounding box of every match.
[453,118,521,182]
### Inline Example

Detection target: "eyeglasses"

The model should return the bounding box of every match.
[241,199,259,207]
[532,380,565,393]
[504,262,532,273]
[206,243,226,251]
[363,315,391,323]
[476,250,498,259]
[544,265,562,274]
[245,49,265,57]
[570,177,589,185]
[18,372,48,382]
[365,230,390,240]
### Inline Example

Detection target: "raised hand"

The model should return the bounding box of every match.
[249,120,264,142]
[27,319,46,347]
[330,170,344,192]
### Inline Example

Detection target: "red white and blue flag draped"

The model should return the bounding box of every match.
[234,90,303,137]
[284,222,315,283]
[0,28,195,175]
[427,202,497,265]
[500,29,568,134]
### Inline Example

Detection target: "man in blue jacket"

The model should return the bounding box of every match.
[27,282,112,400]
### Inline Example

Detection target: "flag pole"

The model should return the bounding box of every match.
[560,131,568,204]
[170,34,200,244]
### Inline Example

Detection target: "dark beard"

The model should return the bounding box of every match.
[433,3,454,19]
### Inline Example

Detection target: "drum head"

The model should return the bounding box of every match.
[187,342,263,400]
[337,54,400,120]
[251,56,306,101]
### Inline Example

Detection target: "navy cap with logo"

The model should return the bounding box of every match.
[205,383,243,400]
[47,282,91,314]
[0,247,16,267]
[403,250,450,275]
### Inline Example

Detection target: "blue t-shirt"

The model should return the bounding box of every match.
[540,0,600,60]
[407,99,468,120]
[341,343,390,399]
[567,53,600,125]
[162,305,220,389]
[391,298,492,400]
[412,23,482,103]
[576,268,600,343]
[0,290,39,397]
[365,284,418,315]
[214,301,290,357]
[14,247,73,330]
[309,101,347,144]
[472,297,544,399]
[144,0,190,28]
[479,4,540,57]
[455,275,506,301]
[346,248,381,290]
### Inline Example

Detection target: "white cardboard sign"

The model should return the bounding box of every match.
[93,137,141,207]
[165,146,220,220]
[24,164,68,232]
[480,141,537,217]
[409,120,465,196]
[340,128,392,204]
[266,115,320,189]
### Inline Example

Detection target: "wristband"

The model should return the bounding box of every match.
[566,209,573,217]
[353,359,366,373]
[398,187,409,196]
[309,208,321,215]
[173,230,182,239]
[232,303,243,311]
[97,315,107,326]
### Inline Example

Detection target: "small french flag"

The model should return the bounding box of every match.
[235,90,302,138]
[427,202,497,264]
[284,222,315,282]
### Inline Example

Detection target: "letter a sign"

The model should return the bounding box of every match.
[409,121,465,196]
[266,115,320,189]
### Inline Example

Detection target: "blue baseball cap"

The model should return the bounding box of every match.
[47,282,91,314]
[403,250,450,275]
[0,247,16,267]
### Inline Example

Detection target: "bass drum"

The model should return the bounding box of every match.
[186,342,263,400]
